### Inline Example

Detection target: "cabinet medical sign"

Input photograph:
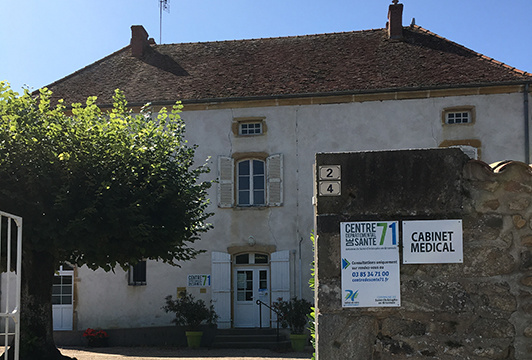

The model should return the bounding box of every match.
[340,221,400,308]
[402,220,463,264]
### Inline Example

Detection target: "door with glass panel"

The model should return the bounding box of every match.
[52,265,74,331]
[233,253,270,327]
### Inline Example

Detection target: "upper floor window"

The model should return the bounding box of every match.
[232,117,267,137]
[442,106,475,125]
[218,154,283,208]
[240,122,263,136]
[237,159,265,206]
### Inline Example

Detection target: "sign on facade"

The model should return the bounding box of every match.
[187,274,211,287]
[340,221,400,307]
[402,220,463,264]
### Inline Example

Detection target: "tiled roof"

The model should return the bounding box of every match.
[44,25,532,107]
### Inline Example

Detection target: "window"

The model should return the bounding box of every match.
[232,118,266,137]
[442,106,475,125]
[218,154,283,208]
[234,253,269,265]
[239,122,263,135]
[238,159,265,206]
[128,260,147,286]
[52,274,73,305]
[446,111,470,124]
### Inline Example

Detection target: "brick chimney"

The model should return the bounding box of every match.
[387,0,404,39]
[130,25,151,58]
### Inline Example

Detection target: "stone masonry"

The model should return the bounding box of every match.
[314,148,532,359]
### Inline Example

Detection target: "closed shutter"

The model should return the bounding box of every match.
[267,154,283,206]
[211,252,232,329]
[218,156,234,208]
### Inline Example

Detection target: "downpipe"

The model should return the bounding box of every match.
[525,83,530,164]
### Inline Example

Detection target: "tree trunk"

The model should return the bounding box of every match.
[1,250,74,360]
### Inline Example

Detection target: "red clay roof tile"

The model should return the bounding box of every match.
[44,25,532,107]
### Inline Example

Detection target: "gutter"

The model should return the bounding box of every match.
[66,80,532,110]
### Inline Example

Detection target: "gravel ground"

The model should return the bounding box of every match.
[59,346,313,360]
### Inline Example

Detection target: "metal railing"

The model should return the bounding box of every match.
[0,211,22,360]
[255,299,281,342]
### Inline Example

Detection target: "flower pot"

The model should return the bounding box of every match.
[289,333,307,352]
[87,337,109,348]
[185,331,203,349]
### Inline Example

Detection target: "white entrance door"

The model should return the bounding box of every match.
[52,265,74,331]
[233,267,270,327]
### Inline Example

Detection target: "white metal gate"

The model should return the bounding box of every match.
[0,211,22,360]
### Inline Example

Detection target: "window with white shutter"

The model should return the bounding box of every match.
[217,154,283,208]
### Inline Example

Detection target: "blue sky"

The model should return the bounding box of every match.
[2,0,531,93]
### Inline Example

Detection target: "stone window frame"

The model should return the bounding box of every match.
[232,117,267,137]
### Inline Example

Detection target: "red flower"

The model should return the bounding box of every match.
[83,328,109,339]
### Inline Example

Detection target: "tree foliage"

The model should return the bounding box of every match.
[0,81,213,359]
[0,81,212,271]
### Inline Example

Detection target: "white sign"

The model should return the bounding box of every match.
[341,221,400,308]
[402,220,463,264]
[187,274,211,287]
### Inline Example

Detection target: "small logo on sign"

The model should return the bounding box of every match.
[345,290,359,302]
[342,258,350,269]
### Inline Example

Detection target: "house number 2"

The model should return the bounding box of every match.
[319,165,341,196]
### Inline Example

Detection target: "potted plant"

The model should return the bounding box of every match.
[82,328,109,347]
[162,292,218,348]
[273,297,313,351]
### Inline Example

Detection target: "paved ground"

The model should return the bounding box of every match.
[59,346,313,360]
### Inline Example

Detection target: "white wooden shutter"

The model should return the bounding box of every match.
[218,156,234,208]
[271,250,291,302]
[267,153,283,206]
[211,252,232,329]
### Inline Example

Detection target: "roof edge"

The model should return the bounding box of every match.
[83,80,532,110]
[410,24,532,77]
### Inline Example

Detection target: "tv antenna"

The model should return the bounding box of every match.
[159,0,170,44]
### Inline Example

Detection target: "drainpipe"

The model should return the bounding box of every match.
[525,83,530,164]
[298,237,304,298]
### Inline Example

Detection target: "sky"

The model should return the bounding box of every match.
[2,0,531,93]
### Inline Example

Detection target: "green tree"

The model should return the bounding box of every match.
[0,82,212,360]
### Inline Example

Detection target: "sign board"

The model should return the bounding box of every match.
[187,274,211,287]
[402,220,463,264]
[340,221,400,307]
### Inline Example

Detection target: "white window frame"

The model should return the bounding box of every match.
[239,122,263,136]
[442,106,475,125]
[237,159,266,206]
[446,111,470,124]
